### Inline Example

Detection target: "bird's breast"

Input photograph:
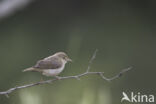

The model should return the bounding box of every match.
[42,64,65,76]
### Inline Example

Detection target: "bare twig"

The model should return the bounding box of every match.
[86,49,98,72]
[0,50,132,97]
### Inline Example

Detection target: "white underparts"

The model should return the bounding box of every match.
[42,59,66,77]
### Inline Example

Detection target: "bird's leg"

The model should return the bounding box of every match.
[54,76,61,80]
[40,76,44,82]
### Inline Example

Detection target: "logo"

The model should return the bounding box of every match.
[121,92,154,103]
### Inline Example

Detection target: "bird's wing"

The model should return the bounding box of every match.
[33,57,62,69]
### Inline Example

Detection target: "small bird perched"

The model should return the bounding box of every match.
[23,52,72,77]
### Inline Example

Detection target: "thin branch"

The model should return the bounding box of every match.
[86,49,98,72]
[0,49,132,97]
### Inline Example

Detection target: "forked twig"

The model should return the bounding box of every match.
[0,49,132,97]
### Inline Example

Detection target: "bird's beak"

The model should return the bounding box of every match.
[67,57,72,62]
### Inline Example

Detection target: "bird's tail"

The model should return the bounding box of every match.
[23,67,35,72]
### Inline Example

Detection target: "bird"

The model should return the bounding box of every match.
[23,52,72,78]
[121,92,131,102]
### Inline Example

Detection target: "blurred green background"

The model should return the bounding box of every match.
[0,0,156,104]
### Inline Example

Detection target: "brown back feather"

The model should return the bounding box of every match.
[33,56,62,69]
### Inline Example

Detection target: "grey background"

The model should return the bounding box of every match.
[0,0,155,104]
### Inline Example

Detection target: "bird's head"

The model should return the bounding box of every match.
[54,52,72,62]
